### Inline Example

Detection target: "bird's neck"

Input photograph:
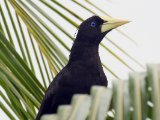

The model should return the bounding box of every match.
[68,41,100,64]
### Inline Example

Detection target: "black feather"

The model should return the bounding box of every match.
[36,16,108,120]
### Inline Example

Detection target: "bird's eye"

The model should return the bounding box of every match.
[90,22,97,27]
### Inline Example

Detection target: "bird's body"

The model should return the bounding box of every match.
[36,16,129,120]
[36,37,107,120]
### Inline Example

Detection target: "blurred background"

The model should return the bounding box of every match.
[0,0,160,119]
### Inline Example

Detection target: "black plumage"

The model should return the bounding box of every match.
[36,16,128,120]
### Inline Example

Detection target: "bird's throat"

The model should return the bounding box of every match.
[68,41,100,64]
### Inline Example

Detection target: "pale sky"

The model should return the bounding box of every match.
[104,0,160,63]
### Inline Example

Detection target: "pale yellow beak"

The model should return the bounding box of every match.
[100,16,130,33]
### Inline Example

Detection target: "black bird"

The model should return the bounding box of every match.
[36,15,129,120]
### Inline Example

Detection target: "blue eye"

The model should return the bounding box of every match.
[90,22,97,27]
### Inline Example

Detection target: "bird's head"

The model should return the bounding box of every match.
[76,16,129,44]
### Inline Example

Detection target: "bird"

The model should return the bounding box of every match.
[36,15,129,120]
